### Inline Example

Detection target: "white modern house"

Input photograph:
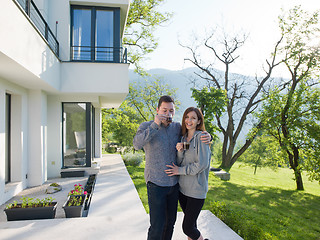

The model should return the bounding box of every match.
[0,0,130,205]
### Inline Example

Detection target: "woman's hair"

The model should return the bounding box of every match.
[181,107,206,136]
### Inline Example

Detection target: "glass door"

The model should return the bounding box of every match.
[63,103,91,168]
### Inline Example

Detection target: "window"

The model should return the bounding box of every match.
[71,6,120,62]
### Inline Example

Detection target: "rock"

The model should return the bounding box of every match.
[214,171,230,181]
[45,183,62,194]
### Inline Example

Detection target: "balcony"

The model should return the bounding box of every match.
[15,0,59,57]
[71,46,128,63]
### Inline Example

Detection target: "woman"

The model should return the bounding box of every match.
[165,107,211,240]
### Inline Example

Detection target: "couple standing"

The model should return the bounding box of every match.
[133,96,211,240]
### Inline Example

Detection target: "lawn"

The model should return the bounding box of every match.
[126,161,320,240]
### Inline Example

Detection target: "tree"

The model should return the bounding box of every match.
[257,6,320,190]
[191,87,227,138]
[238,135,282,175]
[126,77,179,121]
[102,101,143,147]
[124,0,172,75]
[102,77,179,148]
[259,84,320,189]
[211,139,223,165]
[182,28,283,170]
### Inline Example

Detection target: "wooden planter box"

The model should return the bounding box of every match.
[4,202,57,221]
[63,195,86,218]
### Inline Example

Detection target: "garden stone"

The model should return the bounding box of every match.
[45,184,62,194]
[212,170,231,181]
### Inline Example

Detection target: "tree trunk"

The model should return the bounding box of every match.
[287,147,304,190]
[254,157,260,175]
[293,146,304,190]
[220,141,235,171]
[294,168,304,191]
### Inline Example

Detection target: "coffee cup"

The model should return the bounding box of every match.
[183,142,190,150]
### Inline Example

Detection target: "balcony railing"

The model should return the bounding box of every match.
[15,0,59,57]
[71,46,128,63]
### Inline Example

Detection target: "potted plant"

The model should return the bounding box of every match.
[4,196,57,221]
[63,184,87,218]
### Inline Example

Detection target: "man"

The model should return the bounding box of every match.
[133,96,211,240]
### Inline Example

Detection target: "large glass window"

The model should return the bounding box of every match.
[5,93,11,183]
[63,103,87,167]
[71,6,119,62]
[72,8,92,61]
[62,103,95,168]
[96,9,114,61]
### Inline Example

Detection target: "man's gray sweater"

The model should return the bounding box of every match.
[133,121,181,187]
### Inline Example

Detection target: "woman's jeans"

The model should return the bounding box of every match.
[147,181,179,240]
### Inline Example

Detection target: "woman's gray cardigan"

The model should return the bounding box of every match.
[177,131,211,199]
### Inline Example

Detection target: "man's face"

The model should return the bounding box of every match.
[157,101,175,123]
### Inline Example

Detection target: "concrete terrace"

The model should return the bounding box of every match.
[0,154,243,240]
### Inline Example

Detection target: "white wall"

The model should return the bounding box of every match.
[48,0,70,61]
[47,95,62,178]
[0,78,29,205]
[60,62,129,93]
[95,108,102,158]
[0,0,60,91]
[27,90,47,187]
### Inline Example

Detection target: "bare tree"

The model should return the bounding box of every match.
[181,30,283,169]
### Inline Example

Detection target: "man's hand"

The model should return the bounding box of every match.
[200,131,212,144]
[154,114,170,126]
[154,114,166,126]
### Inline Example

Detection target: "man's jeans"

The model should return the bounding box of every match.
[147,182,179,240]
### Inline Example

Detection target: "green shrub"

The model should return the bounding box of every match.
[209,201,272,240]
[120,146,135,155]
[122,153,144,167]
[106,146,117,153]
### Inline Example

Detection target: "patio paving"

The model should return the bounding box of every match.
[0,154,242,240]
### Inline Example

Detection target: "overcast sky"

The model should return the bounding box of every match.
[134,0,320,78]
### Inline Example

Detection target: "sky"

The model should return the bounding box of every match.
[134,0,320,78]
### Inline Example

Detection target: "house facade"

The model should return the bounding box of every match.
[0,0,130,205]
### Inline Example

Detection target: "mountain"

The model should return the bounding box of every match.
[129,67,255,142]
[129,67,209,121]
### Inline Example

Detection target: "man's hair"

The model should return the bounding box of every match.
[158,95,175,108]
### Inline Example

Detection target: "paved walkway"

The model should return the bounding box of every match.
[0,154,242,240]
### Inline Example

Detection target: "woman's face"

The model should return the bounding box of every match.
[184,111,200,131]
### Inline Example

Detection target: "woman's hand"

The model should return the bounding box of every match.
[176,142,184,152]
[165,163,179,176]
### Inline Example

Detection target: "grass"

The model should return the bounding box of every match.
[126,161,320,240]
